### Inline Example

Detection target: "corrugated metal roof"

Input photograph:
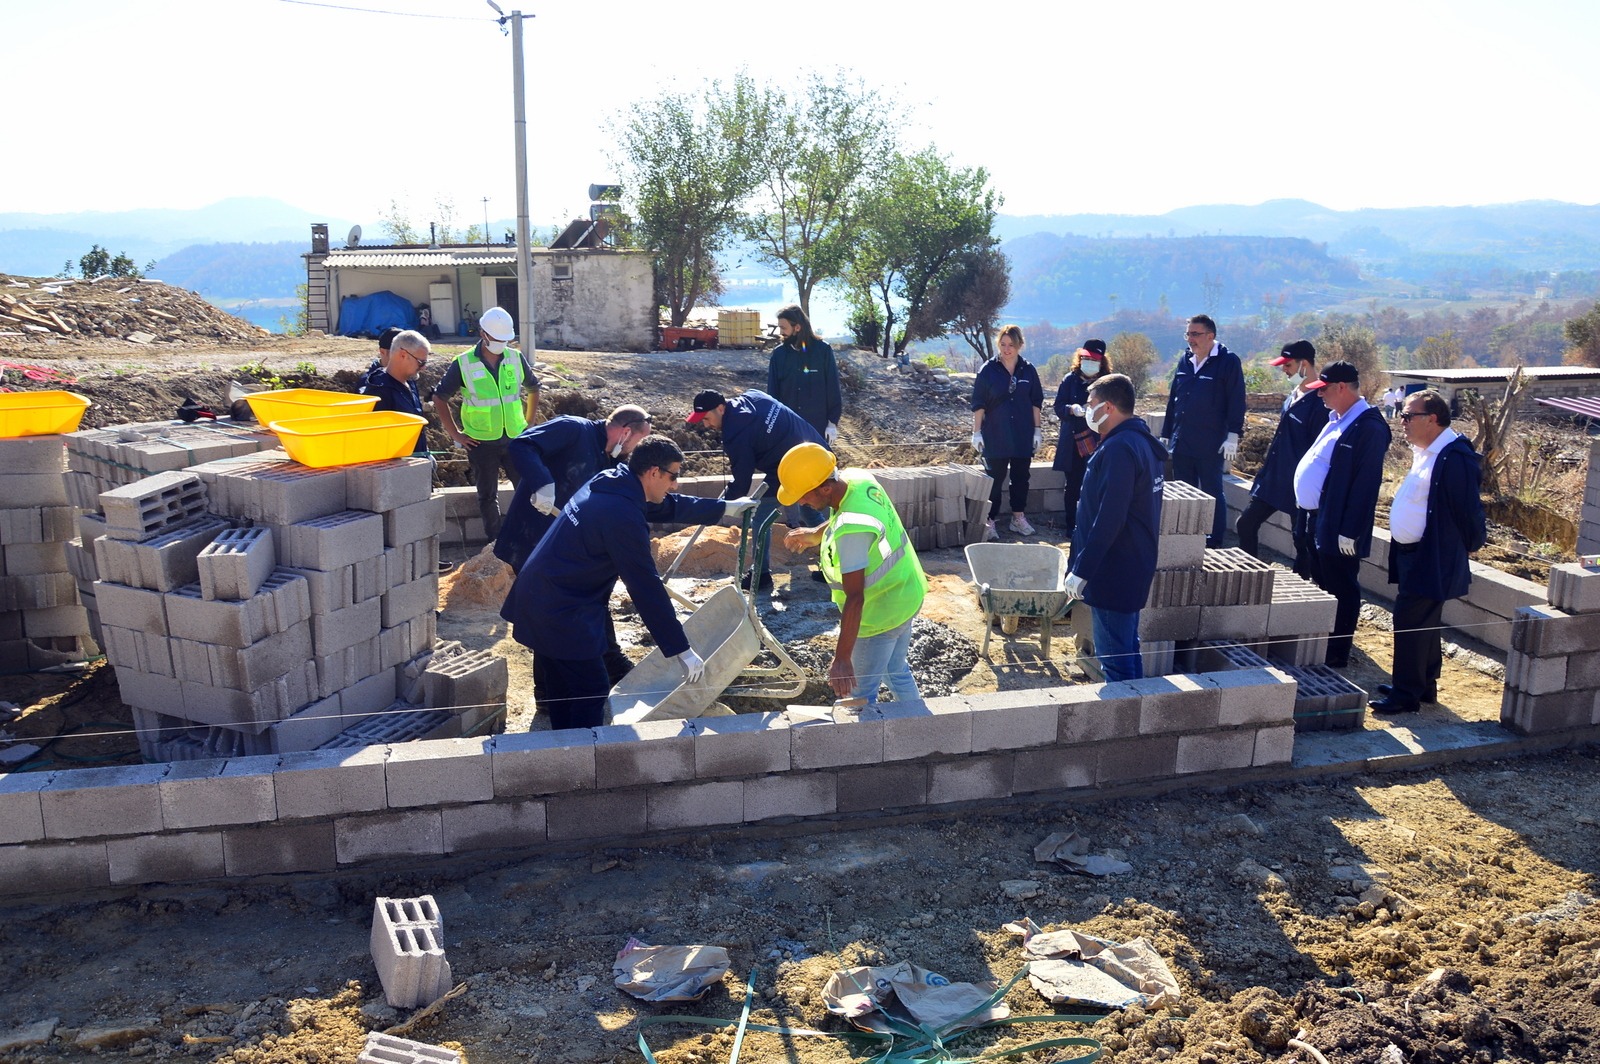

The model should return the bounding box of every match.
[1536,396,1600,419]
[324,249,517,268]
[1390,366,1600,382]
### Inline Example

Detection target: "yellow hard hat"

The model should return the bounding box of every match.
[776,442,836,505]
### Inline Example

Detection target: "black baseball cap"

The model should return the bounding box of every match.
[1308,360,1359,391]
[686,389,725,424]
[378,326,403,351]
[1270,339,1315,366]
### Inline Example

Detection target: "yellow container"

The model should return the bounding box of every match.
[245,388,378,425]
[0,390,91,438]
[268,411,427,468]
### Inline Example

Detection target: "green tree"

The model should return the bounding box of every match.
[1317,320,1386,398]
[742,73,898,318]
[277,282,310,336]
[1563,302,1600,367]
[916,246,1011,362]
[610,74,769,327]
[78,245,111,279]
[378,199,419,244]
[1415,330,1466,370]
[845,148,999,361]
[1107,331,1158,399]
[108,251,140,279]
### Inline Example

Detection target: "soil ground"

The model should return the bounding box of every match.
[1,300,1597,1063]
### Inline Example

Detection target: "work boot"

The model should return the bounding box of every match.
[1009,514,1036,536]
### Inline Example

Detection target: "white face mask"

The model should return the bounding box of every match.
[1286,370,1306,389]
[1080,360,1102,378]
[1086,401,1109,433]
[484,339,508,356]
[610,441,625,459]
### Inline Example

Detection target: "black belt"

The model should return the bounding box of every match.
[1393,541,1421,554]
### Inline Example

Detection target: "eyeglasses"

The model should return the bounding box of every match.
[1399,412,1430,422]
[404,350,428,367]
[657,466,681,482]
[1184,330,1210,338]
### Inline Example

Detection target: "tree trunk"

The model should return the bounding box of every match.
[1464,362,1526,497]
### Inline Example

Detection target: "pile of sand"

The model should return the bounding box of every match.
[440,545,515,611]
[651,523,808,578]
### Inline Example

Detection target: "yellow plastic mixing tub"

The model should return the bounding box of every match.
[245,388,378,425]
[268,411,427,467]
[0,390,91,437]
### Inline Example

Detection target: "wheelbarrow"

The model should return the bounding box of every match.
[964,542,1079,658]
[609,484,808,725]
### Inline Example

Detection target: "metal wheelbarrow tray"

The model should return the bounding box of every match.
[964,542,1078,657]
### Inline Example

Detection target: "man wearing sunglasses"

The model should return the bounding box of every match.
[358,328,432,455]
[501,435,755,730]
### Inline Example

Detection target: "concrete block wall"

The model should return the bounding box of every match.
[1578,439,1600,558]
[0,669,1299,897]
[1502,564,1600,734]
[0,435,93,674]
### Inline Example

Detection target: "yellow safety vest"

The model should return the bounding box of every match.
[458,346,528,441]
[820,470,927,637]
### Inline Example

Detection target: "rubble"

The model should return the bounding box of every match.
[0,273,270,348]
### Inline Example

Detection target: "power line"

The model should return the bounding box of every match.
[276,0,491,20]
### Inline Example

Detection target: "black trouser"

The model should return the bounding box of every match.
[1392,547,1444,703]
[1308,548,1362,667]
[468,437,518,540]
[1235,497,1275,559]
[985,455,1031,518]
[603,612,633,684]
[1061,458,1088,538]
[1290,508,1319,581]
[532,652,610,730]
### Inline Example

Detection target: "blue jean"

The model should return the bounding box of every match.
[1091,606,1144,682]
[850,616,920,704]
[1171,447,1226,546]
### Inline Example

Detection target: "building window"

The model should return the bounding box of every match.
[552,263,573,283]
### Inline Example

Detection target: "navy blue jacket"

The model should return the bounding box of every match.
[358,369,428,454]
[1311,407,1392,557]
[718,390,825,497]
[972,357,1045,460]
[1250,389,1327,514]
[1051,372,1095,474]
[500,466,726,661]
[495,416,616,571]
[767,338,841,435]
[1388,435,1487,601]
[1070,417,1167,613]
[1163,344,1246,458]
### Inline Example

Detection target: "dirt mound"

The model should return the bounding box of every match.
[0,272,270,350]
[652,523,808,577]
[440,545,515,611]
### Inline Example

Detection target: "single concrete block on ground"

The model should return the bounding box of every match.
[107,830,225,886]
[358,1032,461,1064]
[371,895,453,1009]
[385,737,494,807]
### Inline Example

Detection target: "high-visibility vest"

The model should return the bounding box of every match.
[819,470,927,637]
[458,346,528,441]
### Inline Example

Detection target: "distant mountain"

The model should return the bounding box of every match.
[150,242,305,300]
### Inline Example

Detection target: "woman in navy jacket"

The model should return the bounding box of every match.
[1051,340,1110,538]
[971,324,1044,540]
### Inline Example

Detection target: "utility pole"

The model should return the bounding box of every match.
[481,197,490,247]
[489,1,536,363]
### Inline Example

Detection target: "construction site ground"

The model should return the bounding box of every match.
[1,295,1597,1064]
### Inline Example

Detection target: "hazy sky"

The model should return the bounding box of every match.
[5,0,1598,225]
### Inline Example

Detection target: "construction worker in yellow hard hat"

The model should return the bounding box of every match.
[777,442,927,705]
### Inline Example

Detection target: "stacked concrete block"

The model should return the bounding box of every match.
[1257,568,1336,667]
[1197,547,1275,643]
[99,471,209,541]
[64,420,270,504]
[370,895,453,1008]
[1578,438,1600,558]
[1279,665,1366,731]
[359,1033,462,1064]
[0,435,92,673]
[197,526,275,601]
[1502,585,1600,734]
[422,649,508,736]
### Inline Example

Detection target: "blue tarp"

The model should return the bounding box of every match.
[337,291,417,337]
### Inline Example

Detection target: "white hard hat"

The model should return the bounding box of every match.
[480,306,516,342]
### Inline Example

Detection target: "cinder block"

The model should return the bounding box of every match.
[221,462,347,524]
[0,771,49,845]
[313,596,382,656]
[1203,667,1297,726]
[197,526,275,601]
[18,603,88,639]
[788,710,883,769]
[1508,604,1600,659]
[113,665,184,710]
[1096,734,1179,785]
[441,799,547,853]
[1550,561,1600,614]
[99,471,207,539]
[1013,745,1096,792]
[1138,605,1201,641]
[107,831,226,885]
[1465,561,1546,619]
[274,746,390,819]
[646,779,745,830]
[166,571,310,648]
[1156,534,1206,569]
[1500,687,1596,736]
[199,620,314,692]
[5,540,68,576]
[744,773,837,822]
[384,497,447,547]
[686,712,789,777]
[928,754,1015,804]
[545,789,647,840]
[958,690,1057,751]
[875,698,972,760]
[0,435,67,475]
[280,510,385,572]
[41,763,169,839]
[345,459,434,513]
[837,762,928,812]
[267,694,346,753]
[1197,603,1270,641]
[0,572,77,611]
[1058,685,1141,744]
[370,896,452,1008]
[1176,730,1257,774]
[1253,724,1296,766]
[1124,674,1221,734]
[358,1032,461,1064]
[384,737,494,806]
[0,473,70,508]
[594,719,696,787]
[336,810,445,863]
[283,564,355,614]
[126,516,230,592]
[1505,649,1568,696]
[159,756,279,829]
[342,667,399,719]
[0,840,110,895]
[1441,597,1512,652]
[490,730,597,797]
[382,573,439,628]
[223,821,337,875]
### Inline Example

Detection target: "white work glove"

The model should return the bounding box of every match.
[825,422,839,445]
[1032,428,1042,451]
[1066,404,1086,418]
[1066,573,1087,599]
[1219,432,1240,459]
[971,431,985,454]
[1338,535,1356,556]
[675,647,705,684]
[532,483,557,515]
[723,496,758,517]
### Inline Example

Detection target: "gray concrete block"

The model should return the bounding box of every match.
[343,668,399,720]
[1122,674,1222,734]
[875,698,971,760]
[384,497,447,547]
[281,510,385,572]
[335,810,445,863]
[313,596,382,656]
[41,763,169,839]
[165,582,274,648]
[1096,735,1179,785]
[1175,731,1257,775]
[267,694,347,753]
[358,1033,461,1064]
[1253,724,1296,766]
[545,789,647,841]
[0,572,77,611]
[928,754,1015,804]
[962,690,1059,751]
[4,540,68,576]
[1505,649,1568,696]
[594,719,696,787]
[222,822,337,875]
[689,712,791,778]
[0,435,67,475]
[1465,561,1546,618]
[1013,745,1096,792]
[274,746,390,819]
[226,462,348,524]
[197,525,275,601]
[1197,604,1270,642]
[385,737,494,806]
[490,731,597,796]
[1440,597,1512,652]
[107,831,225,885]
[744,773,837,822]
[1156,533,1206,569]
[0,840,109,895]
[346,459,434,513]
[0,771,48,844]
[442,799,547,852]
[0,473,69,508]
[127,516,229,592]
[382,573,439,628]
[159,756,279,829]
[837,762,928,812]
[17,603,88,639]
[1550,561,1600,614]
[370,895,451,1009]
[282,564,355,614]
[1138,605,1201,641]
[1204,667,1297,726]
[1508,604,1600,658]
[99,470,207,539]
[202,620,314,692]
[1500,687,1596,736]
[113,665,183,711]
[646,780,745,830]
[1058,684,1142,744]
[788,710,883,768]
[1564,649,1600,689]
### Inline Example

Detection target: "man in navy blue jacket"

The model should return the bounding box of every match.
[687,388,825,590]
[501,436,743,730]
[1236,340,1325,575]
[1370,390,1487,713]
[767,305,842,445]
[1068,373,1167,683]
[1163,314,1245,548]
[1292,361,1392,668]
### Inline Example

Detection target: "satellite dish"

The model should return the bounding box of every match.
[346,225,362,248]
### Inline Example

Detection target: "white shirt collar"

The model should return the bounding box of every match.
[1414,426,1458,457]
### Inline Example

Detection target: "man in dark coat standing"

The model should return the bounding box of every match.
[500,436,745,730]
[1292,361,1392,668]
[767,305,842,446]
[1163,314,1245,548]
[1067,373,1167,683]
[1235,339,1325,574]
[1369,389,1487,713]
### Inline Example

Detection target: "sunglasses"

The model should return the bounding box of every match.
[1399,412,1431,422]
[657,466,681,481]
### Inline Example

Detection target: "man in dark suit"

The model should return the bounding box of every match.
[1235,339,1325,575]
[1369,389,1487,713]
[1163,314,1245,548]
